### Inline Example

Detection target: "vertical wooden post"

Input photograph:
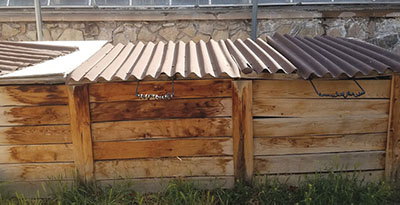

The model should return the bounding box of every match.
[232,80,253,182]
[67,84,94,181]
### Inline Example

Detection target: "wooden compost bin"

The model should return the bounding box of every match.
[1,75,399,196]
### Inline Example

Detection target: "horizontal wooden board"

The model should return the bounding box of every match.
[95,156,233,180]
[254,133,386,156]
[0,163,75,181]
[1,180,73,198]
[254,115,388,137]
[0,105,70,126]
[92,118,232,142]
[253,80,390,99]
[254,170,384,185]
[99,176,235,193]
[254,151,385,175]
[0,125,71,145]
[89,80,232,102]
[0,144,73,163]
[93,138,233,160]
[0,84,68,106]
[253,98,389,117]
[91,98,232,122]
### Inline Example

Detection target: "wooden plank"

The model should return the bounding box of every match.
[0,84,68,106]
[0,144,73,163]
[254,133,386,156]
[92,118,232,142]
[253,98,389,117]
[0,105,69,126]
[254,170,385,185]
[385,74,400,181]
[99,176,235,193]
[1,180,73,198]
[93,138,233,160]
[95,156,233,180]
[0,125,71,145]
[254,115,388,137]
[89,79,232,102]
[0,163,75,181]
[232,80,253,182]
[253,79,390,99]
[67,85,94,181]
[254,151,385,174]
[91,98,232,122]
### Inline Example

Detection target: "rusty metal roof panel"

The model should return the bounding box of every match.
[266,33,400,79]
[0,41,78,76]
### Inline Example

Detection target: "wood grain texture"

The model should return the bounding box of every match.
[254,151,385,174]
[0,105,69,126]
[0,163,75,181]
[0,84,68,106]
[253,98,389,117]
[254,170,384,185]
[253,80,390,99]
[68,85,94,181]
[254,133,386,156]
[385,74,400,181]
[232,80,253,182]
[93,138,233,160]
[89,79,232,102]
[0,125,71,145]
[254,115,388,137]
[0,144,73,163]
[92,118,232,142]
[91,98,232,122]
[95,156,233,180]
[0,180,73,198]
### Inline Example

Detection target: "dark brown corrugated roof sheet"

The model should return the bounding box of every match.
[0,41,78,76]
[69,33,400,82]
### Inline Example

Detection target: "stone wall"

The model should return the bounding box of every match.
[1,7,400,53]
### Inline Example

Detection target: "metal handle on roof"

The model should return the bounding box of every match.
[135,78,174,100]
[309,79,366,98]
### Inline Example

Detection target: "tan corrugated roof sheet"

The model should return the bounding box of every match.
[0,41,78,76]
[68,34,400,82]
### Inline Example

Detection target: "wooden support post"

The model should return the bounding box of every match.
[232,80,253,182]
[67,85,94,181]
[386,74,400,181]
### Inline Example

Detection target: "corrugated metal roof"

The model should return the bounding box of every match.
[267,33,400,79]
[68,38,296,82]
[68,34,400,82]
[0,41,78,76]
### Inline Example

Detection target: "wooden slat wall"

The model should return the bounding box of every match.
[252,79,390,180]
[0,84,74,196]
[89,79,234,188]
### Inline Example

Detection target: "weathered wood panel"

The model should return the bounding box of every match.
[254,151,385,174]
[92,118,232,142]
[386,74,400,180]
[91,98,232,122]
[254,133,386,156]
[253,98,389,117]
[0,144,73,163]
[0,125,71,145]
[1,180,73,198]
[99,176,235,193]
[0,105,69,126]
[0,163,75,181]
[0,84,68,106]
[254,115,388,137]
[254,170,384,185]
[68,85,94,181]
[232,80,253,181]
[93,138,233,160]
[95,157,233,180]
[253,80,390,99]
[89,80,232,102]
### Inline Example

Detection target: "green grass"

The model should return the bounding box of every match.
[0,171,399,205]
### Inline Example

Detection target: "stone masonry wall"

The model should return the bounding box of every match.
[1,13,400,54]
